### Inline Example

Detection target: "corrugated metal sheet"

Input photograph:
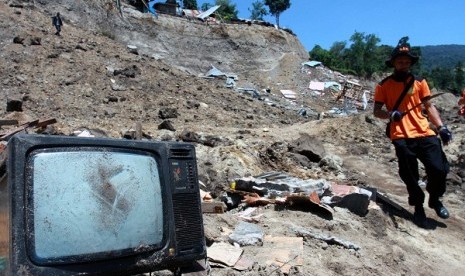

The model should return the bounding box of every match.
[197,5,220,20]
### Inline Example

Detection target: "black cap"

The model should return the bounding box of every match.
[385,36,419,67]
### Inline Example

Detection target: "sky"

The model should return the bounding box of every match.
[221,0,465,52]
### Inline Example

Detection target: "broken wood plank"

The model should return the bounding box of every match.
[0,120,18,126]
[374,191,404,211]
[134,122,142,140]
[0,120,38,141]
[0,119,57,141]
[36,118,57,128]
[201,201,227,213]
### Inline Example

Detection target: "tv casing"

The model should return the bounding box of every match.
[0,134,206,275]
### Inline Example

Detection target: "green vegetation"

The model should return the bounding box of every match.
[213,0,238,21]
[249,0,268,21]
[309,32,390,78]
[182,0,198,9]
[309,32,465,93]
[200,2,212,11]
[264,0,291,27]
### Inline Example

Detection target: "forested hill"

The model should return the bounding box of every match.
[420,44,465,70]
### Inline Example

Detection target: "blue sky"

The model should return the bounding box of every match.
[215,0,465,51]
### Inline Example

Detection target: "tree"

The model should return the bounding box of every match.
[309,45,332,66]
[182,0,198,9]
[328,41,347,70]
[215,0,238,21]
[200,2,212,11]
[344,31,382,78]
[454,61,464,94]
[431,67,454,90]
[249,0,268,20]
[264,0,290,27]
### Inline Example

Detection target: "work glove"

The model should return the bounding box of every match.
[389,110,402,122]
[438,125,452,145]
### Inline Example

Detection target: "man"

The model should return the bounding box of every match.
[52,12,63,36]
[458,88,465,116]
[373,37,453,228]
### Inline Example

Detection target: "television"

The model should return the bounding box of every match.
[0,134,206,275]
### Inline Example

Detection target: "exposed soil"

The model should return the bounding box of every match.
[1,1,465,275]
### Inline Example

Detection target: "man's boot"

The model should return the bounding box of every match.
[413,205,428,228]
[428,199,449,219]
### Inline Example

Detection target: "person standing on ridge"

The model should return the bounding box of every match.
[373,37,452,228]
[52,12,63,36]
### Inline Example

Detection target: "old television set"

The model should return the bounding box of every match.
[0,134,206,275]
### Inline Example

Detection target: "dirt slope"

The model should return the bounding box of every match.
[1,1,465,276]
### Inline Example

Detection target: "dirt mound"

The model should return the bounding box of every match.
[1,1,465,276]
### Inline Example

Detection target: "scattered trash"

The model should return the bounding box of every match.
[292,225,361,251]
[280,89,297,99]
[309,81,325,91]
[207,242,243,267]
[253,236,303,274]
[229,221,264,246]
[301,61,322,68]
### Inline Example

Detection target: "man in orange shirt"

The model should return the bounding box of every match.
[458,89,465,116]
[373,37,452,228]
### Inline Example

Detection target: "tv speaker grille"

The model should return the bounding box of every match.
[170,148,191,157]
[172,193,204,253]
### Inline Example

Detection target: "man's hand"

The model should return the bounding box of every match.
[438,125,452,145]
[389,110,402,122]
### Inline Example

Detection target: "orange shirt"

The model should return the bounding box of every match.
[374,75,436,140]
[459,89,465,116]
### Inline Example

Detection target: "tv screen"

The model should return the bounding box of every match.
[0,134,206,275]
[30,149,164,263]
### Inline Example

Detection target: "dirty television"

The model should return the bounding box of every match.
[0,134,206,275]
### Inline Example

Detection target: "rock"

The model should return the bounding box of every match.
[114,65,141,78]
[6,98,23,112]
[13,36,25,44]
[288,133,325,162]
[158,120,175,131]
[127,44,139,55]
[158,107,178,119]
[319,154,343,172]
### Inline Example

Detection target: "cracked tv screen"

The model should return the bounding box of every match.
[29,150,163,262]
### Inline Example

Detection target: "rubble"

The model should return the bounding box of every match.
[1,1,465,275]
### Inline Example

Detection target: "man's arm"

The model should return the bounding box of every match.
[423,98,443,128]
[373,102,389,120]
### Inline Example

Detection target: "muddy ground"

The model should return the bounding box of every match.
[1,1,465,275]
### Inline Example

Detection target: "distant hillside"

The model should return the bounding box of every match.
[420,44,465,70]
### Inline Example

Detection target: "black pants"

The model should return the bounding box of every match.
[392,136,449,206]
[54,25,61,35]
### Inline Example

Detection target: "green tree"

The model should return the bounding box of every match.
[308,31,388,77]
[249,0,268,20]
[215,0,238,21]
[183,0,198,9]
[328,41,347,70]
[344,32,382,77]
[431,67,454,90]
[454,61,464,93]
[309,45,332,66]
[264,0,291,27]
[200,2,212,11]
